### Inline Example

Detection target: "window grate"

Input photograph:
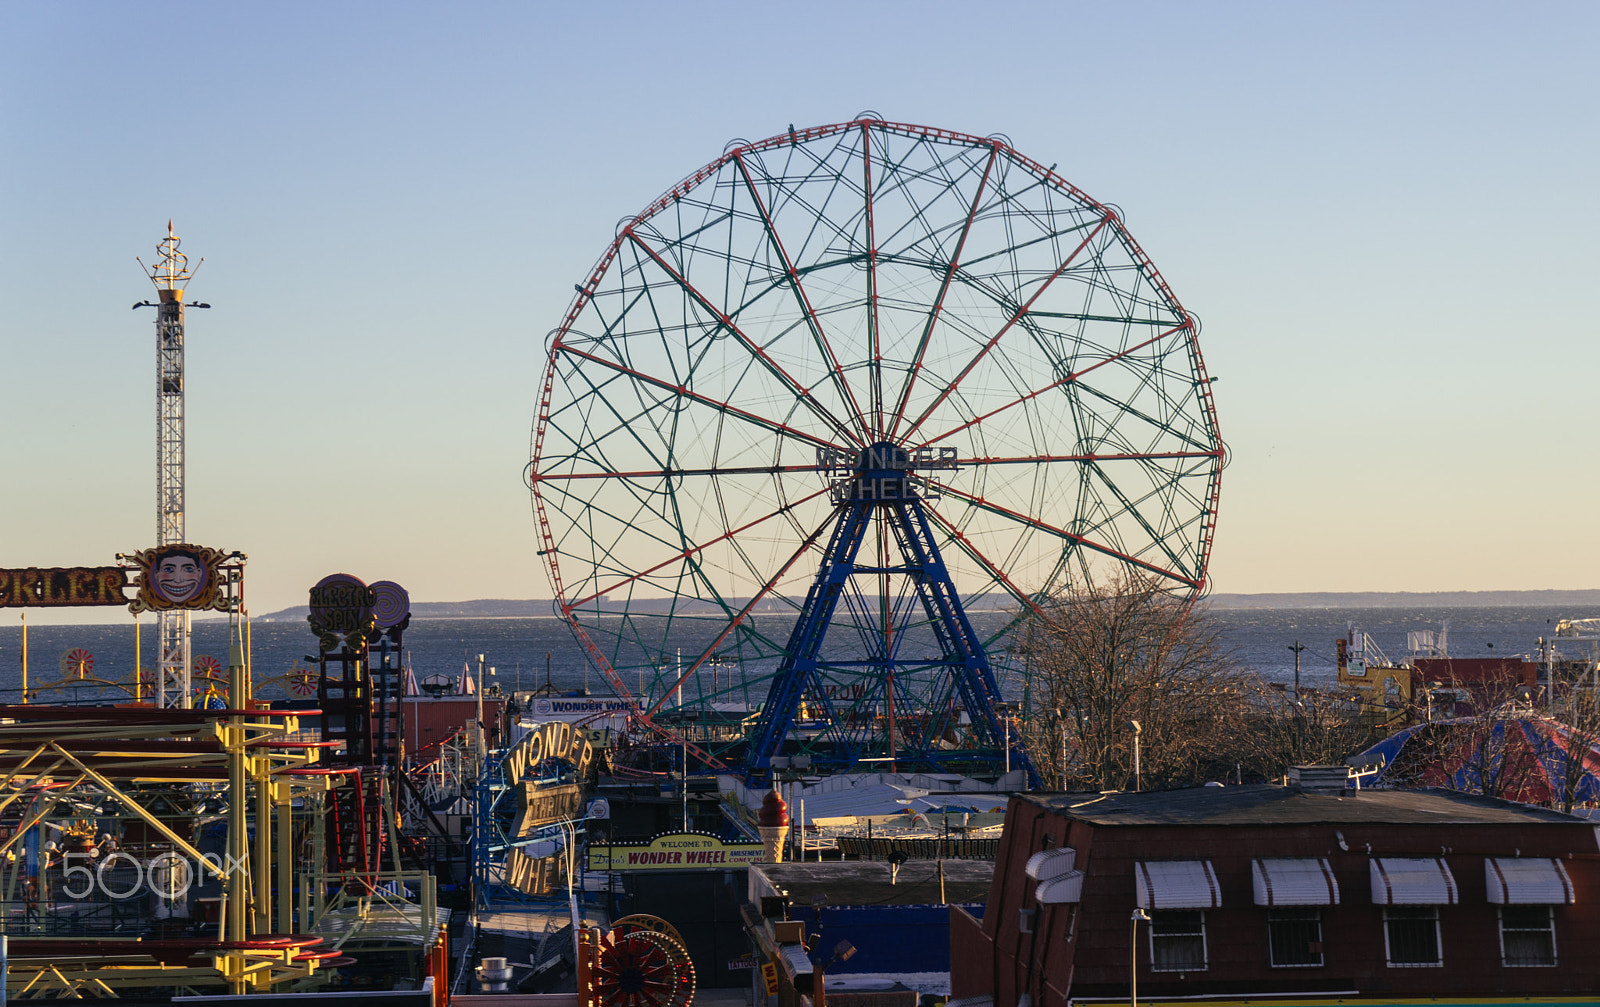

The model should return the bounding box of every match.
[1500,906,1556,967]
[1384,907,1441,967]
[1267,908,1323,967]
[1150,910,1207,972]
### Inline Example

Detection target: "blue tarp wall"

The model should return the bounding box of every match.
[786,903,983,974]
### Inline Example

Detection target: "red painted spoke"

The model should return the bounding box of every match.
[961,449,1223,467]
[556,343,841,453]
[888,144,998,441]
[900,214,1114,440]
[733,151,871,440]
[553,604,729,770]
[863,120,884,437]
[922,505,1053,626]
[916,321,1193,448]
[535,120,1223,774]
[644,509,835,718]
[623,230,864,448]
[939,482,1201,589]
[534,463,819,483]
[570,485,831,608]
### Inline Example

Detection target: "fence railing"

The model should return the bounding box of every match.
[836,836,998,860]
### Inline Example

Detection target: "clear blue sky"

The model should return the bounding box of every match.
[4,1,1597,622]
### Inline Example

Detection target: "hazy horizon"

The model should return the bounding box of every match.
[14,587,1600,629]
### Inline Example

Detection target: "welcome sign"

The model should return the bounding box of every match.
[587,831,765,872]
[531,696,633,718]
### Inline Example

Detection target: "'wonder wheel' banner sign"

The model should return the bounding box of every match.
[587,831,765,872]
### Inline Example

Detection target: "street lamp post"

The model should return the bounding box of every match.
[1056,708,1066,789]
[1131,907,1150,1007]
[476,653,486,772]
[1128,720,1142,792]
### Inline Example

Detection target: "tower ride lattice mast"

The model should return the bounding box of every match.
[138,222,204,708]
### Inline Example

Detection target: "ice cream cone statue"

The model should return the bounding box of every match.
[758,788,790,862]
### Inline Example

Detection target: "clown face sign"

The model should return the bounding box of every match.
[127,544,229,614]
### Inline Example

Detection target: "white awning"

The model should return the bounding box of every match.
[1485,857,1574,904]
[1136,860,1221,909]
[1035,871,1085,904]
[1252,858,1340,906]
[1026,848,1077,881]
[1370,857,1458,905]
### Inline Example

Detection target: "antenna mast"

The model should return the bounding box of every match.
[137,222,204,708]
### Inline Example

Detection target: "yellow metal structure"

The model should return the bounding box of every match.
[0,651,361,996]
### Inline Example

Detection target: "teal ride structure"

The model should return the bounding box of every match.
[529,117,1223,783]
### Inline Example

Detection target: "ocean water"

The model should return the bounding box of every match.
[0,605,1593,706]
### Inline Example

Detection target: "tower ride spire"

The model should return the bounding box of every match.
[137,222,206,707]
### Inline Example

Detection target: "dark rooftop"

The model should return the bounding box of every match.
[1024,785,1585,827]
[755,860,994,906]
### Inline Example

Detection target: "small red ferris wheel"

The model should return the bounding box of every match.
[289,666,318,696]
[59,648,95,679]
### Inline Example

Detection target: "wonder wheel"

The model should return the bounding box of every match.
[530,117,1223,781]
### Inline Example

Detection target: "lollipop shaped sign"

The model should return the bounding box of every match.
[370,580,410,631]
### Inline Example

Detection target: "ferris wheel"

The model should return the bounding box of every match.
[530,117,1222,779]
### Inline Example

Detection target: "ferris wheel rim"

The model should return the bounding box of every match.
[529,119,1224,754]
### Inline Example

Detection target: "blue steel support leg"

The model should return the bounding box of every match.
[744,448,1040,788]
[889,498,1038,786]
[745,500,872,781]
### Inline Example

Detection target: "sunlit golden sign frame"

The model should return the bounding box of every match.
[126,544,231,614]
[0,568,128,607]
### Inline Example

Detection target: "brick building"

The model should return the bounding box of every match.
[951,773,1600,1006]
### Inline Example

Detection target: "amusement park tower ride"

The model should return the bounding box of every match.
[136,223,208,707]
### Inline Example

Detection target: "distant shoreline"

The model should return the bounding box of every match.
[249,589,1600,622]
[1202,589,1600,610]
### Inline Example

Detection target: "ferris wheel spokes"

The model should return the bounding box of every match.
[887,143,1000,441]
[933,480,1204,591]
[729,151,875,442]
[912,319,1198,450]
[561,485,833,610]
[637,509,836,722]
[553,342,846,454]
[894,215,1118,443]
[532,119,1223,777]
[618,230,869,448]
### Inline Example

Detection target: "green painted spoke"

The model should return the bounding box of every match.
[530,120,1222,766]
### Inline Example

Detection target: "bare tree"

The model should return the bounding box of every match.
[1541,665,1600,813]
[1013,574,1259,791]
[1238,683,1372,780]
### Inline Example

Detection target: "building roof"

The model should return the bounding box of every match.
[1022,785,1585,827]
[755,859,994,906]
[721,772,1021,826]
